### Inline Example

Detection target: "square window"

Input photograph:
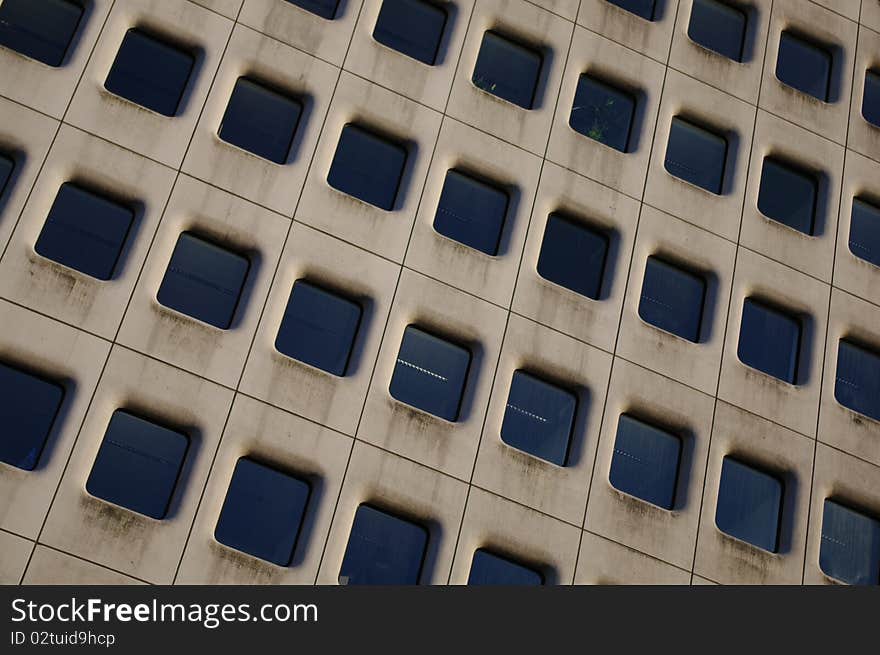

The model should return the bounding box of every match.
[472,31,542,110]
[389,326,471,422]
[850,198,880,268]
[569,75,636,152]
[274,280,362,376]
[0,362,64,471]
[0,0,83,67]
[214,458,311,567]
[285,0,340,20]
[638,256,706,343]
[373,0,447,66]
[757,158,818,235]
[327,124,407,211]
[105,29,195,117]
[34,183,135,281]
[339,504,428,585]
[609,414,681,510]
[715,457,783,552]
[687,0,747,62]
[85,410,188,520]
[776,31,832,102]
[537,213,608,300]
[0,154,14,196]
[433,170,509,256]
[500,370,577,466]
[468,549,543,585]
[737,298,802,384]
[819,499,880,586]
[664,117,727,194]
[219,78,303,165]
[157,232,250,330]
[835,340,880,423]
[863,70,880,128]
[605,0,656,21]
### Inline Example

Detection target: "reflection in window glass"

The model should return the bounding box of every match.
[327,124,407,211]
[537,213,608,300]
[569,75,636,152]
[0,154,13,197]
[776,31,832,101]
[500,370,577,466]
[339,504,428,585]
[433,170,509,256]
[664,117,727,194]
[34,183,135,281]
[468,549,543,585]
[472,31,542,110]
[285,0,340,20]
[157,232,250,330]
[863,70,880,127]
[849,198,880,268]
[820,499,880,586]
[389,326,471,422]
[757,158,818,235]
[835,340,880,423]
[373,0,447,66]
[86,411,189,520]
[0,362,64,471]
[737,298,801,384]
[0,0,83,67]
[606,0,656,21]
[214,458,311,566]
[687,0,746,62]
[609,415,681,510]
[715,457,782,552]
[638,256,706,343]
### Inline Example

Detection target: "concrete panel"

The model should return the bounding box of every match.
[835,151,880,307]
[847,28,880,164]
[0,530,32,585]
[861,0,880,35]
[691,575,718,585]
[575,531,691,584]
[23,546,144,585]
[190,0,246,18]
[577,0,680,64]
[530,0,579,21]
[811,0,859,21]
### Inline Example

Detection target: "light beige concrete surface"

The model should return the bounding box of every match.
[577,0,680,64]
[23,546,145,585]
[835,150,880,307]
[190,0,246,18]
[0,531,32,585]
[575,530,691,584]
[848,28,880,168]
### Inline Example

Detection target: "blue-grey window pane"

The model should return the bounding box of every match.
[835,340,880,423]
[609,415,681,510]
[687,0,746,62]
[275,280,362,376]
[715,457,783,552]
[0,0,83,67]
[157,232,250,330]
[389,326,471,422]
[737,298,801,384]
[638,256,706,343]
[219,78,302,165]
[214,458,311,567]
[468,549,543,585]
[85,411,188,520]
[285,0,339,20]
[0,362,64,471]
[373,0,447,66]
[433,170,509,256]
[605,0,656,20]
[327,124,407,211]
[472,31,542,110]
[820,500,880,586]
[339,504,428,585]
[757,158,817,235]
[569,75,636,152]
[34,183,134,281]
[776,31,831,101]
[849,198,880,268]
[863,70,880,127]
[664,117,727,194]
[0,154,14,197]
[104,29,194,117]
[500,371,576,467]
[537,213,609,300]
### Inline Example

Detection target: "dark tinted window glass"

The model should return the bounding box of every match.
[715,457,783,552]
[389,326,471,422]
[863,70,880,127]
[472,31,542,110]
[433,170,509,256]
[339,504,428,585]
[849,198,880,268]
[219,78,302,165]
[500,371,577,466]
[468,549,543,585]
[0,154,15,197]
[373,0,447,66]
[214,458,311,567]
[609,414,681,510]
[0,0,83,67]
[606,0,656,21]
[737,298,801,384]
[34,183,135,280]
[835,340,880,423]
[664,117,727,194]
[687,0,746,62]
[85,411,188,520]
[638,256,706,343]
[569,75,636,152]
[327,124,407,211]
[285,0,339,20]
[537,213,608,300]
[0,362,64,471]
[275,280,362,376]
[757,158,818,235]
[820,500,880,586]
[776,31,832,101]
[104,29,194,117]
[157,232,250,330]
